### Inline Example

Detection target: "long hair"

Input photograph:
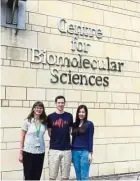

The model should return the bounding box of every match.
[27,101,47,125]
[75,105,88,126]
[72,105,88,136]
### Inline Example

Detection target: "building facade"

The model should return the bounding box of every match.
[0,0,140,179]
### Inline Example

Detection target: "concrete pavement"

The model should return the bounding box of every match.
[92,172,140,180]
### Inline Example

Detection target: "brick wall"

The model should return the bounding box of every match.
[0,0,140,179]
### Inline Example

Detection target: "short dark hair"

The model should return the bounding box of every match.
[55,95,66,103]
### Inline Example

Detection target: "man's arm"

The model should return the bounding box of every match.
[48,128,52,137]
[47,116,52,137]
[69,114,74,134]
[69,127,72,134]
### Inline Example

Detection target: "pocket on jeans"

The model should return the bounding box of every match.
[72,151,77,161]
[83,150,88,155]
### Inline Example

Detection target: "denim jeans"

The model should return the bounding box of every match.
[72,150,90,180]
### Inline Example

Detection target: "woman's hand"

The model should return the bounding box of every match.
[19,151,23,163]
[89,153,93,164]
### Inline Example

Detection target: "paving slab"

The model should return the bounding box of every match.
[92,173,140,180]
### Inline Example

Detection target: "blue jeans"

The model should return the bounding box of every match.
[72,150,90,180]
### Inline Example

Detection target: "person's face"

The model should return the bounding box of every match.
[78,108,86,120]
[33,106,43,116]
[56,98,65,112]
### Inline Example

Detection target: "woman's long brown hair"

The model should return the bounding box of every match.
[27,101,47,125]
[72,105,88,136]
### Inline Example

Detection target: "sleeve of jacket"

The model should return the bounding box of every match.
[88,121,94,152]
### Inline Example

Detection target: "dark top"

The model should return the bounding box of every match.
[72,120,94,152]
[47,112,73,150]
